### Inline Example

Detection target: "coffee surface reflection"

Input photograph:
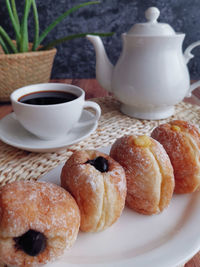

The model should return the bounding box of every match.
[18,91,77,105]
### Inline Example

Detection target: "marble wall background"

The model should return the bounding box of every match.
[1,0,200,79]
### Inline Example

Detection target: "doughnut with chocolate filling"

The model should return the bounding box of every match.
[110,135,174,215]
[0,180,80,267]
[61,150,126,232]
[151,120,200,193]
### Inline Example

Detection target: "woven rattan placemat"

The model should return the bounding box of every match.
[0,96,199,187]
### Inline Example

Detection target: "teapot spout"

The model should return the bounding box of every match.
[87,35,113,92]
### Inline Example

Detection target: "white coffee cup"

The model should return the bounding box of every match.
[10,83,101,140]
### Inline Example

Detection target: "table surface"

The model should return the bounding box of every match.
[0,78,200,267]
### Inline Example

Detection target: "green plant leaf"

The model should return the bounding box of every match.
[10,0,20,50]
[37,1,100,48]
[5,0,21,44]
[40,32,114,50]
[0,26,18,53]
[20,0,33,52]
[0,36,10,54]
[32,0,39,51]
[11,0,20,29]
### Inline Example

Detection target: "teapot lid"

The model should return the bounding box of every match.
[127,7,175,36]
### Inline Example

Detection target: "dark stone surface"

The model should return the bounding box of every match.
[1,0,200,79]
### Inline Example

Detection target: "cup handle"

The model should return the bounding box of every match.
[76,101,101,127]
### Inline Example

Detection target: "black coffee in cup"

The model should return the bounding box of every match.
[18,91,78,105]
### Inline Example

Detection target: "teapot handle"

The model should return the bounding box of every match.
[184,41,200,97]
[184,41,200,64]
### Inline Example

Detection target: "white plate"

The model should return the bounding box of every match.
[0,111,97,153]
[40,146,200,267]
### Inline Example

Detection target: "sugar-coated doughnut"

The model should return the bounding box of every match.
[110,135,174,215]
[0,180,80,267]
[151,120,200,193]
[61,150,126,232]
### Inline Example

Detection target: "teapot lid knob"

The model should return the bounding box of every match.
[127,6,176,36]
[145,7,160,24]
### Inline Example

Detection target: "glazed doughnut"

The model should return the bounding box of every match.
[0,180,80,267]
[110,135,174,215]
[61,150,126,232]
[151,120,200,193]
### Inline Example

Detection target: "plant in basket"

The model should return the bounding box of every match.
[0,0,113,101]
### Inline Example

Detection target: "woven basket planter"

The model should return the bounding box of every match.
[0,45,57,102]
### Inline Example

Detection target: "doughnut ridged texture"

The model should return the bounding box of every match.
[0,181,80,267]
[110,135,174,215]
[151,120,200,193]
[61,150,126,232]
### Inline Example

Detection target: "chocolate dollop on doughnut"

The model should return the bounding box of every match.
[86,156,109,172]
[0,181,80,267]
[14,229,47,256]
[61,150,126,232]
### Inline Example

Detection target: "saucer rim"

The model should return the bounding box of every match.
[0,111,98,153]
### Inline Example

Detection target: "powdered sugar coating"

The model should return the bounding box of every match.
[0,180,80,267]
[61,150,126,232]
[151,120,200,193]
[110,135,174,215]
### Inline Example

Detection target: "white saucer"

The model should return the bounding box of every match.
[40,146,200,267]
[0,111,98,153]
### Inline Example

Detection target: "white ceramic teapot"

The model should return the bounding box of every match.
[87,7,200,119]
